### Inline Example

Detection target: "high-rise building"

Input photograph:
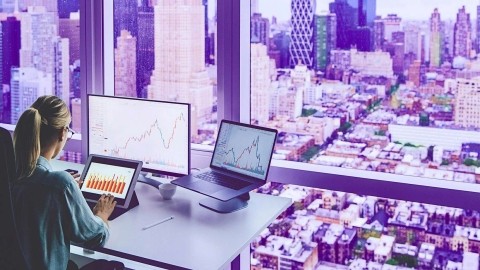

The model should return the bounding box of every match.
[54,37,70,108]
[404,24,420,60]
[269,31,290,69]
[147,0,213,127]
[454,78,480,128]
[251,13,269,46]
[59,12,80,65]
[137,3,154,98]
[390,31,405,74]
[430,8,443,67]
[1,0,15,13]
[408,60,421,87]
[373,17,384,51]
[10,67,53,123]
[57,0,79,19]
[20,7,56,75]
[251,43,271,125]
[477,4,480,53]
[115,30,137,98]
[71,98,81,132]
[420,33,426,64]
[453,6,472,58]
[313,13,336,71]
[330,0,357,50]
[113,0,138,48]
[355,0,376,27]
[383,14,401,42]
[71,60,80,99]
[2,86,10,123]
[290,0,316,67]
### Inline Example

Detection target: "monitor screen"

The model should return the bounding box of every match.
[88,95,190,176]
[211,121,277,180]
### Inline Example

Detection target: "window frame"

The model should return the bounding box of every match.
[84,0,480,211]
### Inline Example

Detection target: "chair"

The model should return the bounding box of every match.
[0,127,26,269]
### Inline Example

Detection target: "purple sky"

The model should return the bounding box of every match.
[251,0,480,22]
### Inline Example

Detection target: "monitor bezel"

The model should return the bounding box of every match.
[210,119,278,182]
[87,94,191,177]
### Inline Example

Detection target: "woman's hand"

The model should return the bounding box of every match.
[67,171,83,188]
[93,194,117,224]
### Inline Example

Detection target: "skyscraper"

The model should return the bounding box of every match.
[429,8,443,67]
[20,7,57,75]
[113,0,138,48]
[147,0,213,127]
[382,14,401,42]
[453,6,472,58]
[313,13,337,71]
[54,37,70,109]
[290,0,316,67]
[373,17,384,51]
[330,0,357,50]
[477,3,480,53]
[404,24,420,60]
[355,0,375,27]
[137,2,154,98]
[10,67,52,123]
[71,60,80,99]
[251,13,269,45]
[251,43,271,125]
[115,30,137,98]
[57,0,79,19]
[455,78,480,128]
[71,97,81,132]
[59,12,80,65]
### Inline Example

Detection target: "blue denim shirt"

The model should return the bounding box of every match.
[12,156,109,270]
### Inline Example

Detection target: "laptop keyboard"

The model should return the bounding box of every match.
[196,171,251,190]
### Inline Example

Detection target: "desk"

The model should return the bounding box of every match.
[52,160,292,270]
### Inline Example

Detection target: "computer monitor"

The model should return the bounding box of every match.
[88,95,190,177]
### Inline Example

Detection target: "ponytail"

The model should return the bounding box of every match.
[13,108,42,179]
[13,95,71,180]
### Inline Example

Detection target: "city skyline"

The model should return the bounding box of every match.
[257,0,480,22]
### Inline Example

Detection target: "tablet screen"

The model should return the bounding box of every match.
[80,155,142,208]
[81,162,136,199]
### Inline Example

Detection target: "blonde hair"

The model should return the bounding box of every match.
[13,96,71,179]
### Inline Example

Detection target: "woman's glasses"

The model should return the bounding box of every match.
[66,126,76,141]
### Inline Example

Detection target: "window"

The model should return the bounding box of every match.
[0,0,81,162]
[112,0,217,145]
[250,1,480,191]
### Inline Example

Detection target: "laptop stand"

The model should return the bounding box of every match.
[199,193,250,213]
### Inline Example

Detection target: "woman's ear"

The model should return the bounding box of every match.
[59,127,66,142]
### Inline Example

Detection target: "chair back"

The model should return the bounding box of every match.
[0,127,26,269]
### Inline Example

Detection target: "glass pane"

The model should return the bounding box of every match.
[252,182,480,268]
[0,0,81,162]
[113,0,217,145]
[251,1,480,187]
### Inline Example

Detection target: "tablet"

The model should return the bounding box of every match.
[80,155,143,209]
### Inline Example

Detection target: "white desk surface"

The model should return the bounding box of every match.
[52,160,292,270]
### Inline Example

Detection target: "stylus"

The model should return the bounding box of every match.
[142,216,174,230]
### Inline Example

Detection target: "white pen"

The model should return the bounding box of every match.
[142,216,174,230]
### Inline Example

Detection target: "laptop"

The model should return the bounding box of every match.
[172,120,278,201]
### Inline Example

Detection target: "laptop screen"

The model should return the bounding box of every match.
[211,121,277,180]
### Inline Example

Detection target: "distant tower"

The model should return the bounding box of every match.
[289,0,316,67]
[313,13,337,71]
[115,30,137,98]
[453,6,472,58]
[477,2,480,52]
[113,0,138,48]
[430,8,444,67]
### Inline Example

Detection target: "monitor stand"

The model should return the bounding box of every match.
[137,173,163,189]
[199,193,250,213]
[86,192,139,221]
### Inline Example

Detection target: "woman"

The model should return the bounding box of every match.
[12,96,118,270]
